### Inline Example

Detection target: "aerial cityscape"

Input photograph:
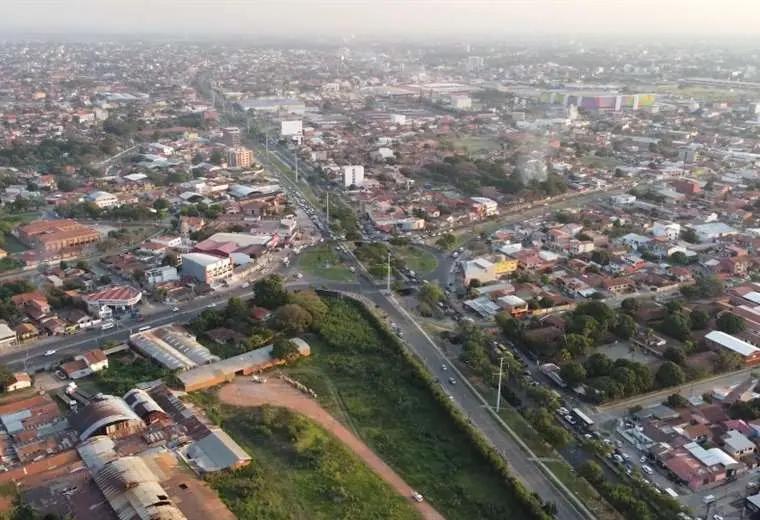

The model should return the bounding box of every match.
[2,2,760,520]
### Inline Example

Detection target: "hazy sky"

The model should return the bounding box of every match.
[3,0,760,38]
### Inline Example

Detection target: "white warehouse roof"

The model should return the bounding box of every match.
[705,330,759,357]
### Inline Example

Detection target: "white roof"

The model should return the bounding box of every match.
[497,295,527,307]
[705,330,759,357]
[123,173,148,182]
[182,253,227,267]
[684,441,738,468]
[723,430,755,453]
[0,323,15,341]
[744,292,760,305]
[471,196,497,206]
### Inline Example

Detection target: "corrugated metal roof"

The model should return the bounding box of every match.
[123,389,166,419]
[70,395,145,441]
[188,428,251,472]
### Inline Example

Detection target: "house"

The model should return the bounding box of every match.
[6,373,32,392]
[60,309,99,331]
[60,349,108,379]
[722,430,756,459]
[0,323,16,348]
[14,323,39,343]
[250,306,272,321]
[11,292,50,315]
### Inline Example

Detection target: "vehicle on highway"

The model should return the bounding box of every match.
[101,321,115,330]
[172,307,180,312]
[207,302,217,308]
[448,377,456,385]
[411,492,424,503]
[641,464,653,475]
[138,325,151,332]
[441,364,447,371]
[44,350,57,357]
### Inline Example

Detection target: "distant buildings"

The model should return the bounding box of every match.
[144,265,179,286]
[280,120,303,137]
[15,219,100,252]
[343,165,365,188]
[83,286,142,317]
[471,197,498,218]
[221,127,241,147]
[85,191,120,209]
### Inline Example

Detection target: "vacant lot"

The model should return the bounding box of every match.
[219,379,440,519]
[285,297,544,520]
[297,245,355,281]
[201,399,423,520]
[393,245,438,274]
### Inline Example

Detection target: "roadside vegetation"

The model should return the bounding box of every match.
[297,245,355,281]
[204,403,420,520]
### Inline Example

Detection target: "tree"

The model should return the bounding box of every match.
[564,333,593,357]
[660,313,691,341]
[663,346,686,365]
[559,363,587,387]
[496,312,522,340]
[0,364,12,391]
[418,282,445,305]
[272,304,313,333]
[716,351,745,373]
[271,338,301,362]
[717,312,746,334]
[584,353,614,378]
[578,461,604,485]
[613,313,636,340]
[435,233,457,251]
[689,309,709,330]
[209,149,224,165]
[152,198,170,211]
[669,251,689,265]
[621,297,640,314]
[591,249,611,265]
[665,301,682,314]
[680,228,700,244]
[655,361,686,388]
[162,252,180,267]
[665,393,689,409]
[696,275,724,298]
[527,386,560,410]
[253,275,289,310]
[290,290,328,321]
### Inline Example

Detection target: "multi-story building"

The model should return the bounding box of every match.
[470,197,498,218]
[181,253,233,286]
[280,120,303,137]
[85,191,120,209]
[222,127,241,147]
[227,147,254,168]
[343,165,365,188]
[15,219,100,252]
[144,265,179,286]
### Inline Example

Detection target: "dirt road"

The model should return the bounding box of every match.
[218,378,445,520]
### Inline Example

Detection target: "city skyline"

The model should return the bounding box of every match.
[2,0,760,39]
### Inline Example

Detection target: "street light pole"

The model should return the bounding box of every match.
[386,252,391,292]
[496,356,505,413]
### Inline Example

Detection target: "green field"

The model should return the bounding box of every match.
[392,246,438,273]
[451,137,502,154]
[297,246,355,281]
[286,296,547,520]
[204,404,420,520]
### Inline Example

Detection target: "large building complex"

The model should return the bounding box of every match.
[129,324,220,371]
[535,91,656,111]
[221,127,241,147]
[15,219,100,252]
[343,165,365,187]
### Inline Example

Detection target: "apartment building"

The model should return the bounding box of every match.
[227,147,254,168]
[181,253,233,286]
[15,219,100,252]
[222,127,241,147]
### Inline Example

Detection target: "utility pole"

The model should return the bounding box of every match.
[386,251,392,292]
[496,356,505,413]
[325,192,330,230]
[295,153,299,182]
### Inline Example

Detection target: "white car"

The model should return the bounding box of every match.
[411,492,424,503]
[44,349,57,357]
[641,465,653,475]
[172,307,179,312]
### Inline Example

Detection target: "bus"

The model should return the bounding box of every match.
[137,325,151,332]
[572,408,595,431]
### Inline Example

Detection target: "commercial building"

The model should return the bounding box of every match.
[129,325,219,371]
[463,255,517,285]
[532,90,656,111]
[85,191,120,209]
[60,349,109,380]
[144,265,179,286]
[15,219,100,252]
[236,97,306,115]
[226,147,254,168]
[181,253,233,285]
[705,331,760,366]
[221,127,241,147]
[83,286,142,316]
[178,338,310,392]
[0,322,17,348]
[471,197,498,217]
[70,395,146,441]
[183,428,252,473]
[280,120,303,137]
[343,165,365,188]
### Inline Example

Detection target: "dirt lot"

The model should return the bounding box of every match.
[219,378,445,520]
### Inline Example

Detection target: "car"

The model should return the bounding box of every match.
[713,515,724,520]
[447,395,454,401]
[558,407,570,416]
[584,433,593,440]
[411,492,424,503]
[640,456,648,463]
[613,454,624,464]
[441,364,448,371]
[208,302,217,308]
[448,377,456,385]
[44,349,57,357]
[641,465,653,475]
[172,307,179,312]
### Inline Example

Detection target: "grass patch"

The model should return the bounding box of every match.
[203,404,420,520]
[451,137,502,154]
[581,154,620,169]
[93,355,172,395]
[288,297,544,519]
[1,233,28,253]
[497,406,554,458]
[392,246,438,273]
[544,460,623,520]
[298,245,355,281]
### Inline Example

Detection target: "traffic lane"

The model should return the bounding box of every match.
[369,294,583,519]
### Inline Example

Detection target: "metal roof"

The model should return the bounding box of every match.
[70,395,145,441]
[123,389,166,419]
[129,326,219,371]
[187,428,251,472]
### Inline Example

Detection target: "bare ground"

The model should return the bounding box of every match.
[218,378,445,520]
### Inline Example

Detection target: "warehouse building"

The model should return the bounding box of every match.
[178,338,310,392]
[183,427,251,473]
[129,325,220,371]
[70,395,146,441]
